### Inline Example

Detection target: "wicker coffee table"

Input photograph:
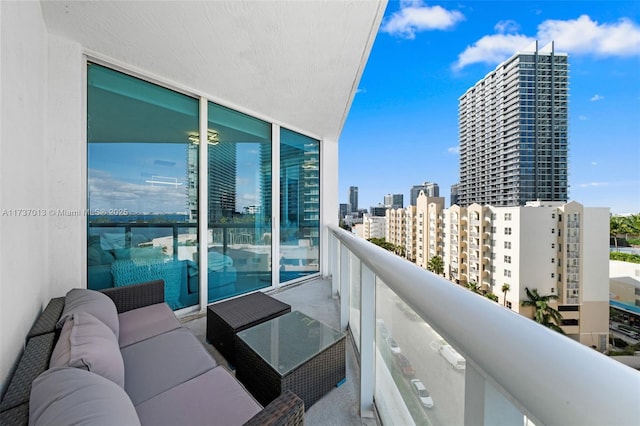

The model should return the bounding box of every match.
[206,292,291,366]
[235,311,346,410]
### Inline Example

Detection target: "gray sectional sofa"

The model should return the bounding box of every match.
[0,280,303,425]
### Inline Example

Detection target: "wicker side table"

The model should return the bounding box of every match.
[206,291,291,365]
[235,311,346,410]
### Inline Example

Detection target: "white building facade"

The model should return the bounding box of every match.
[442,201,610,349]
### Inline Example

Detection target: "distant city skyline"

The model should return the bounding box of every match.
[339,1,640,214]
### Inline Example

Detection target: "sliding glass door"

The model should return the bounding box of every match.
[87,63,199,310]
[205,103,272,302]
[87,63,321,309]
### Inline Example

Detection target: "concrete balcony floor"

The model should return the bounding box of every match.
[180,277,378,425]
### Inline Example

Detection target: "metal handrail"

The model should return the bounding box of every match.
[328,225,640,426]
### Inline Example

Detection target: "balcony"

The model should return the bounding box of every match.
[320,226,639,425]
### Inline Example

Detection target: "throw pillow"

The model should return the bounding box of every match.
[50,311,125,388]
[57,288,119,338]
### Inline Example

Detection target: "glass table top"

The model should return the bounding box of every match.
[236,310,345,376]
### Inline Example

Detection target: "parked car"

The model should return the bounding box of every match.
[394,353,415,378]
[386,336,401,354]
[377,319,389,339]
[410,379,434,408]
[439,344,466,370]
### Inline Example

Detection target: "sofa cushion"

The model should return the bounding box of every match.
[118,303,181,348]
[50,312,125,388]
[57,288,119,338]
[135,366,261,426]
[121,327,217,405]
[30,367,140,426]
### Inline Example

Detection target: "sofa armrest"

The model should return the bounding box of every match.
[100,279,165,313]
[243,390,304,426]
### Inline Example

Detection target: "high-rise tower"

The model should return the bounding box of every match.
[458,41,568,207]
[349,186,359,213]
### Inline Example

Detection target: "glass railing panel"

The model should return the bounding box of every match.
[349,253,361,351]
[375,278,466,426]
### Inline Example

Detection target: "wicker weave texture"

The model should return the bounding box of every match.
[236,333,345,411]
[243,390,304,426]
[207,292,290,365]
[0,403,28,426]
[100,279,164,313]
[0,333,56,412]
[26,298,64,339]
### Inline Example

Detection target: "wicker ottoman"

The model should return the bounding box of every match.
[206,291,291,365]
[235,311,346,410]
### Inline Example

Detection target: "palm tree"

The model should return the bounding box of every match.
[610,216,622,251]
[466,281,480,294]
[427,255,444,275]
[485,292,499,302]
[520,287,565,334]
[501,283,510,307]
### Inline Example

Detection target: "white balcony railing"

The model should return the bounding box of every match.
[328,225,640,426]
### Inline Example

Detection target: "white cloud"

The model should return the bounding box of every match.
[454,34,534,70]
[494,20,520,34]
[381,1,464,39]
[578,181,608,188]
[590,94,604,102]
[591,161,598,166]
[454,14,640,69]
[579,115,588,121]
[538,15,640,57]
[448,146,460,154]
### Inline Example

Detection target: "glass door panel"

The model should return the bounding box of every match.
[87,63,199,310]
[206,103,272,302]
[280,128,320,283]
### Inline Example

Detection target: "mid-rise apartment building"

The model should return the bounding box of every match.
[415,194,445,269]
[387,197,609,350]
[458,41,569,207]
[362,214,386,240]
[410,182,439,205]
[386,207,408,250]
[384,193,404,209]
[441,200,609,349]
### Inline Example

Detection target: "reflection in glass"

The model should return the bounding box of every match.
[87,63,199,309]
[206,103,272,302]
[280,128,320,283]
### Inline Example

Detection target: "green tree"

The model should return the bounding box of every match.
[610,216,622,251]
[520,287,565,334]
[368,238,396,253]
[466,281,480,294]
[485,292,499,302]
[427,255,444,275]
[501,283,511,307]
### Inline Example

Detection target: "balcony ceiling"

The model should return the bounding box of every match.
[40,0,385,141]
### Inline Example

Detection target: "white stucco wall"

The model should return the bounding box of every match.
[46,35,86,296]
[581,208,610,302]
[0,1,50,393]
[610,259,640,281]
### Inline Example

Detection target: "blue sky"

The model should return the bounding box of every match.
[339,0,640,214]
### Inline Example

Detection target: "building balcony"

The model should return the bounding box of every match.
[324,226,639,425]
